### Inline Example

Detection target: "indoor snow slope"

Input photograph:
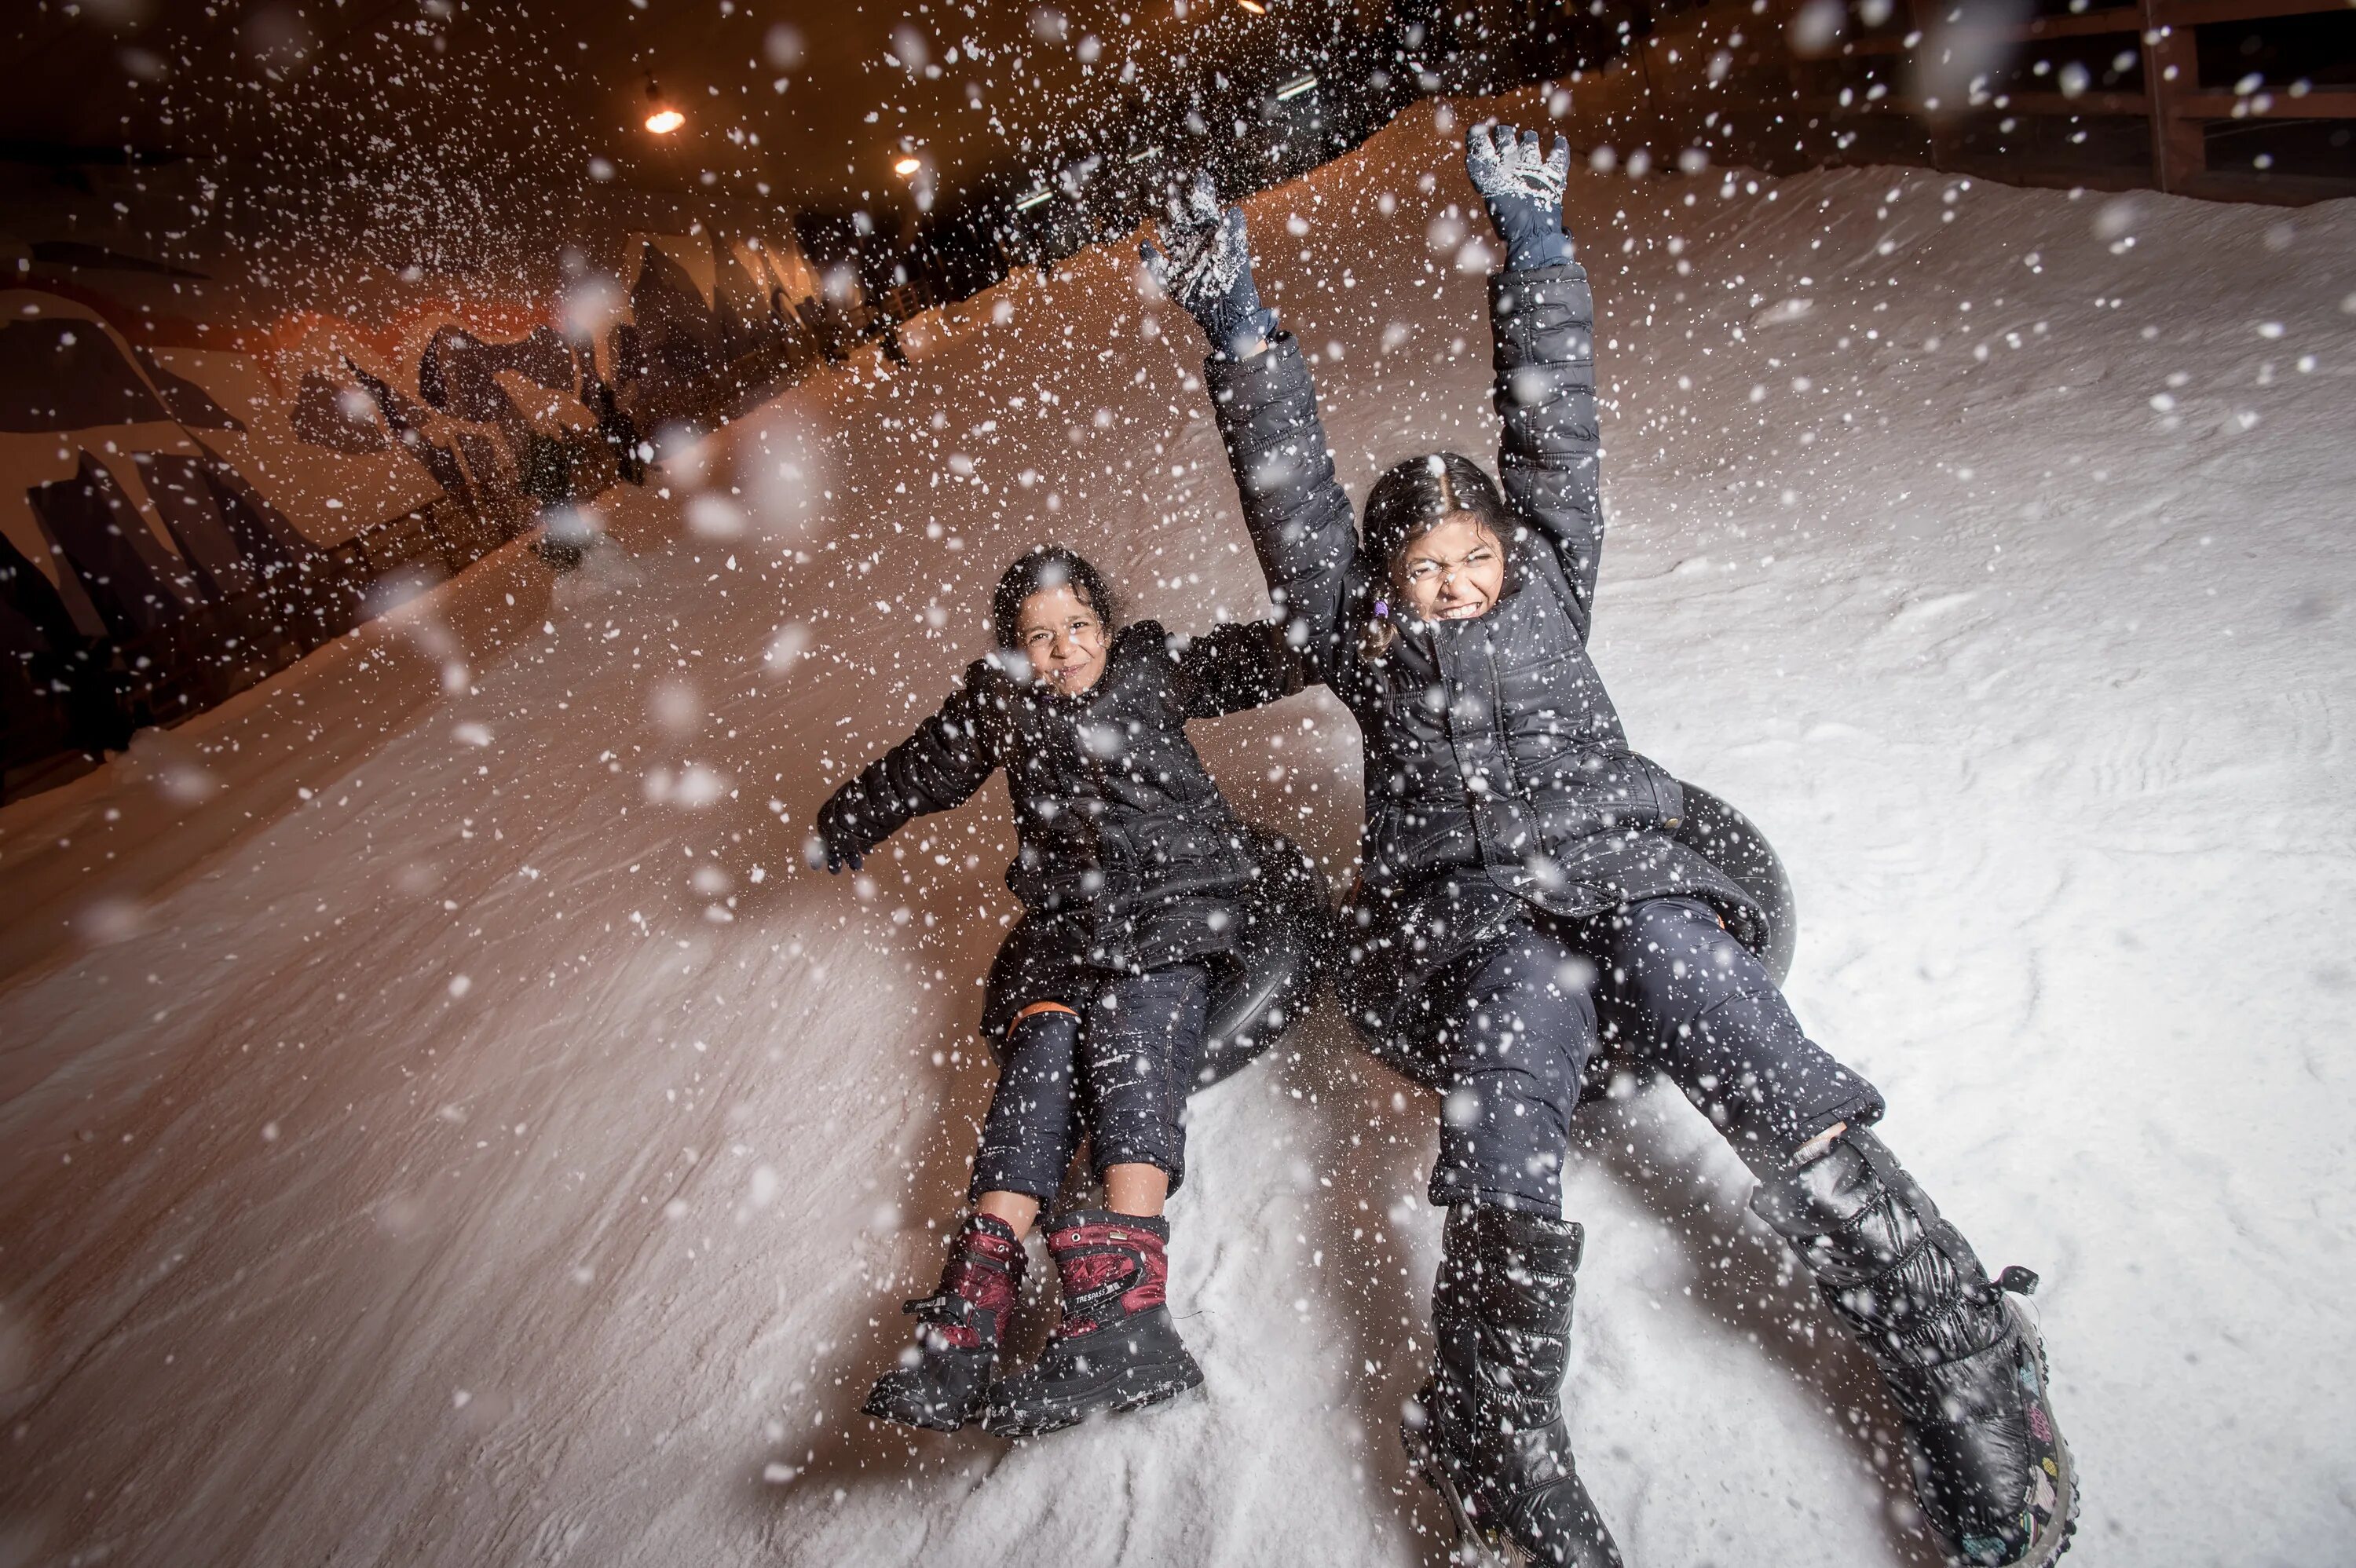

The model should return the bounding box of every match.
[5,97,2353,1567]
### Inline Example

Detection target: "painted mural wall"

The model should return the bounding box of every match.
[0,173,858,801]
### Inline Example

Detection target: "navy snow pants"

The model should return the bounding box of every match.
[1426,897,1885,1215]
[968,963,1210,1203]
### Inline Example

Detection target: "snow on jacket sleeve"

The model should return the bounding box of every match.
[1203,333,1363,689]
[1492,263,1604,641]
[1165,618,1310,719]
[817,659,1002,857]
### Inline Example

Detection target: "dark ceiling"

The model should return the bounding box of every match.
[1,1,1381,240]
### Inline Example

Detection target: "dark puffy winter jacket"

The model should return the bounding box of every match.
[818,618,1304,934]
[1203,264,1761,1040]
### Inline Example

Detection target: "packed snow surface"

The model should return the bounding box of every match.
[4,100,2353,1566]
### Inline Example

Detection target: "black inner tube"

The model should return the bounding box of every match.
[1669,780,1797,988]
[979,826,1335,1092]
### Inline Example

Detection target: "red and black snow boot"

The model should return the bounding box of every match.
[1751,1128,2077,1566]
[982,1209,1202,1437]
[862,1213,1026,1432]
[1403,1202,1624,1568]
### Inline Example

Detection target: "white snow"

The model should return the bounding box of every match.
[4,97,2353,1566]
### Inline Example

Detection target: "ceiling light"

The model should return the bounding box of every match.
[1235,0,1267,13]
[1275,74,1318,101]
[643,74,683,135]
[1014,190,1053,211]
[894,155,923,176]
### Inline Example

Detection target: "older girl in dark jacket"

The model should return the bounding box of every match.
[814,546,1303,1438]
[1145,137,2072,1567]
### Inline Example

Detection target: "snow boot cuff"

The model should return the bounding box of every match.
[1748,1127,2007,1370]
[906,1212,1026,1352]
[1044,1209,1170,1332]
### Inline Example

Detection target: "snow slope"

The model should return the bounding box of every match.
[4,97,2354,1566]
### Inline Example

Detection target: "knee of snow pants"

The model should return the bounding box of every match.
[1596,897,1884,1173]
[969,1004,1083,1203]
[1080,963,1210,1192]
[1425,927,1600,1216]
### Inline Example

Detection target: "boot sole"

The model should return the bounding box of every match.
[2003,1307,2080,1568]
[1401,1417,1524,1567]
[982,1358,1203,1438]
[1940,1300,2080,1567]
[859,1388,983,1434]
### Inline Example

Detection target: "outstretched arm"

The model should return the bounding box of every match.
[811,663,1000,872]
[1146,183,1362,688]
[1165,618,1311,720]
[1468,122,1604,641]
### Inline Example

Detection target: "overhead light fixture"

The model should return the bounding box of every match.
[1013,189,1053,211]
[643,75,684,135]
[1235,0,1267,14]
[1275,74,1318,101]
[894,155,923,176]
[1125,145,1162,164]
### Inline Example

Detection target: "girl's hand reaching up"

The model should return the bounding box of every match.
[1141,174,1275,360]
[1465,122,1574,272]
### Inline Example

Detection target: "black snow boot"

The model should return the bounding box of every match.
[1403,1203,1623,1568]
[861,1212,1026,1432]
[1751,1128,2076,1566]
[982,1209,1202,1437]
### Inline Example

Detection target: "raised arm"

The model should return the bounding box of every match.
[1204,342,1359,685]
[1165,617,1310,720]
[1145,177,1361,688]
[811,661,1001,872]
[1467,123,1604,640]
[1492,265,1602,638]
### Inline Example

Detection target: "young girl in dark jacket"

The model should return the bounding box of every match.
[813,546,1304,1438]
[1143,136,2074,1566]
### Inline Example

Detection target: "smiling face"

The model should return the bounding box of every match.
[1015,583,1109,695]
[1394,512,1506,623]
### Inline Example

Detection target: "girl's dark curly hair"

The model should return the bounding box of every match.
[991,545,1121,649]
[1359,451,1519,656]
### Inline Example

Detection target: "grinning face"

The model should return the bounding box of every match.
[1015,583,1109,695]
[1395,513,1506,623]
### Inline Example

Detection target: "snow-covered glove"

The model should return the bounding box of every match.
[1465,122,1574,272]
[1141,174,1275,360]
[810,791,869,874]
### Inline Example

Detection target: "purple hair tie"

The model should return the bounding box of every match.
[1373,598,1389,619]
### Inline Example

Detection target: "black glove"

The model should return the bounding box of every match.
[1465,122,1573,272]
[811,790,868,874]
[1140,174,1275,360]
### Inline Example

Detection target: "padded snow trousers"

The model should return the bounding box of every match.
[1425,897,1885,1214]
[968,963,1210,1203]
